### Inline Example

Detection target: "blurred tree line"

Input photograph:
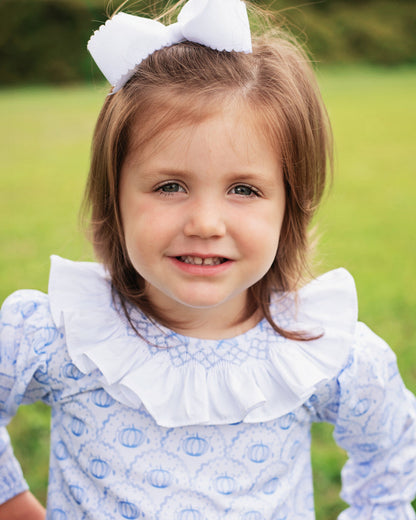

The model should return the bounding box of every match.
[1,0,415,86]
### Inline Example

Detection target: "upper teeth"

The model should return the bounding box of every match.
[180,256,224,266]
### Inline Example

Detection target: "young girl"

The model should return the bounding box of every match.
[1,0,415,518]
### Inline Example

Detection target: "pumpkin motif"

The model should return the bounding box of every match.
[63,362,84,380]
[214,475,236,495]
[118,427,144,448]
[21,300,37,319]
[33,326,58,355]
[356,443,378,453]
[54,441,69,461]
[118,500,140,519]
[91,389,115,408]
[262,477,279,495]
[146,468,172,488]
[182,435,209,457]
[33,368,48,385]
[247,443,270,463]
[178,508,202,520]
[289,440,301,460]
[352,398,371,417]
[89,457,110,479]
[69,485,84,505]
[70,417,85,437]
[278,413,295,430]
[50,509,67,520]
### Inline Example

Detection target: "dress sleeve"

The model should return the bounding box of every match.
[0,290,56,504]
[312,322,416,519]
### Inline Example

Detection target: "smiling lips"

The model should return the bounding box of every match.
[177,256,228,266]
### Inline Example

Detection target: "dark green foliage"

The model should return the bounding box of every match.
[0,0,415,86]
[274,1,416,66]
[0,0,111,85]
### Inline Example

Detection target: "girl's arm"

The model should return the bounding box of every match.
[315,322,416,518]
[0,292,54,516]
[0,491,45,520]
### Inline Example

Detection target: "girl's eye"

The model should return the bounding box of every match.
[230,184,260,197]
[156,182,185,194]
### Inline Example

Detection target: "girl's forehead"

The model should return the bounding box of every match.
[123,106,282,182]
[127,95,279,159]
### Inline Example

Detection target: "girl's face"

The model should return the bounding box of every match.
[119,107,285,335]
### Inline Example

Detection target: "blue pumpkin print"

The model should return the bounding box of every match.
[33,368,49,385]
[92,388,115,408]
[356,443,378,453]
[247,443,270,463]
[352,398,371,417]
[50,509,67,520]
[146,468,172,488]
[63,362,84,380]
[33,326,58,355]
[118,500,140,519]
[54,441,69,461]
[182,435,209,457]
[118,427,144,448]
[214,475,236,495]
[89,457,110,479]
[278,413,295,430]
[69,485,84,505]
[20,300,37,319]
[262,477,279,495]
[356,461,372,478]
[289,440,301,460]
[70,416,85,437]
[178,508,202,520]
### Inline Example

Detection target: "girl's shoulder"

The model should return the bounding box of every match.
[1,255,108,334]
[1,288,62,403]
[272,267,358,334]
[269,267,359,373]
[48,254,110,328]
[1,288,53,330]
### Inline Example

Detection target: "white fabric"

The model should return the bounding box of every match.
[87,0,252,93]
[49,255,357,428]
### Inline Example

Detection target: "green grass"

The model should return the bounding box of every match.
[1,67,415,515]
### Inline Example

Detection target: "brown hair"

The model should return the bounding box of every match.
[83,12,332,340]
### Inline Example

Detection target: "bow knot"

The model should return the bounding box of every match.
[88,0,252,93]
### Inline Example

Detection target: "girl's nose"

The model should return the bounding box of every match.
[183,199,226,238]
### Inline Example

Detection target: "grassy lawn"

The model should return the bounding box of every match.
[1,67,415,515]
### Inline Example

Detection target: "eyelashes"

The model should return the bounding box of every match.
[156,182,185,194]
[155,182,261,198]
[229,184,261,197]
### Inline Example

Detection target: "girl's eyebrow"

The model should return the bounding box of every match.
[135,167,277,184]
[138,167,193,178]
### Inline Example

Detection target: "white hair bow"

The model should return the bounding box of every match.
[87,0,252,93]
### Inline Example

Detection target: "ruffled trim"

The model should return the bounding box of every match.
[49,255,357,427]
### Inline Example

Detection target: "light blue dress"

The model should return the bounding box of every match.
[0,256,415,519]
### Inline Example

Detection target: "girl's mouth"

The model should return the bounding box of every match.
[177,256,228,266]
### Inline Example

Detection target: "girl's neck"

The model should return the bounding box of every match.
[169,308,262,340]
[151,300,262,340]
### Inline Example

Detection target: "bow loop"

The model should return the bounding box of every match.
[87,0,252,93]
[179,0,252,52]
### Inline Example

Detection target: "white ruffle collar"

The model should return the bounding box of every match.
[48,255,357,427]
